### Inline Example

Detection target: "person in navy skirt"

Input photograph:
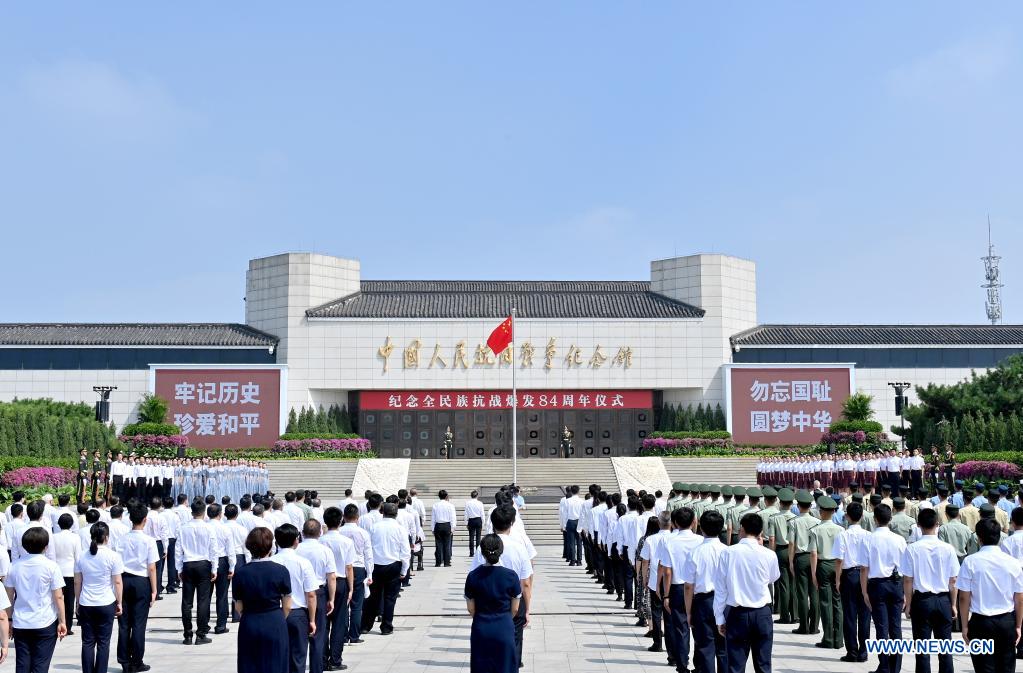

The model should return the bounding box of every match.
[232,528,292,673]
[464,534,522,673]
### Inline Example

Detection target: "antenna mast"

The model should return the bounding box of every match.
[982,216,1003,324]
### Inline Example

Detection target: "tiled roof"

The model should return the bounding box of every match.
[305,280,704,319]
[731,324,1023,347]
[0,324,279,347]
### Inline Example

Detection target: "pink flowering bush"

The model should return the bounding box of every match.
[272,438,373,455]
[1,467,76,488]
[956,460,1023,482]
[119,434,189,450]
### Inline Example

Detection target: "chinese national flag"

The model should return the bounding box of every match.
[487,315,513,355]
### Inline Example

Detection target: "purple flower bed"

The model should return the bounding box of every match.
[956,460,1023,482]
[272,438,373,454]
[119,434,189,449]
[1,466,76,488]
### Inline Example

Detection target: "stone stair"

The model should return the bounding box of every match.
[267,460,359,501]
[661,457,758,488]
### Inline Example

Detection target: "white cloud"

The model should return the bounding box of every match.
[887,31,1015,99]
[21,59,194,139]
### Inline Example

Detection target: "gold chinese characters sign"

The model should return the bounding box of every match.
[377,337,633,373]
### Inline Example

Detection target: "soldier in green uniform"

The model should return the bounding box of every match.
[789,489,821,635]
[732,487,762,545]
[861,494,880,532]
[726,487,746,545]
[769,488,798,624]
[666,482,685,511]
[758,486,780,535]
[966,504,1008,553]
[937,505,971,562]
[809,495,844,650]
[888,497,915,541]
[714,486,734,543]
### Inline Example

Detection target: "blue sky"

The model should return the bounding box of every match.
[1,4,1020,324]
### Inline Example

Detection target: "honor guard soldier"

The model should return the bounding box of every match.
[768,488,797,625]
[833,502,871,663]
[789,489,821,635]
[888,498,914,541]
[901,508,959,673]
[809,495,844,650]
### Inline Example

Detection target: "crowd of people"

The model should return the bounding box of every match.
[556,477,1023,673]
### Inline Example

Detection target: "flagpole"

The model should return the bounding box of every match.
[511,307,518,486]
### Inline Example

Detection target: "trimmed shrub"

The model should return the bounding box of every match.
[649,431,731,440]
[828,420,884,434]
[120,422,180,437]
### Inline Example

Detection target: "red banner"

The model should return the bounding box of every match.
[360,389,652,411]
[728,366,852,446]
[153,368,282,449]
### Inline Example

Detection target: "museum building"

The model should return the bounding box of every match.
[1,251,1022,457]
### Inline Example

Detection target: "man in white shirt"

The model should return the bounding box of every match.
[52,512,82,636]
[712,511,780,673]
[860,504,907,673]
[52,494,79,534]
[682,510,727,673]
[561,486,585,567]
[408,489,427,571]
[361,503,410,636]
[959,518,1023,673]
[902,508,959,673]
[641,511,671,655]
[617,497,641,609]
[274,523,319,673]
[117,505,159,673]
[832,501,871,663]
[659,506,702,673]
[284,492,305,528]
[5,492,25,524]
[359,495,383,534]
[396,496,421,587]
[206,503,237,636]
[339,505,373,644]
[321,507,356,669]
[297,519,337,673]
[5,526,68,658]
[464,490,485,557]
[160,496,181,594]
[107,506,130,553]
[12,502,56,563]
[142,498,168,597]
[431,490,456,567]
[175,501,217,645]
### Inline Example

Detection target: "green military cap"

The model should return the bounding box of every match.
[732,486,747,498]
[795,489,813,505]
[672,482,685,491]
[817,495,837,510]
[746,486,763,498]
[851,493,864,502]
[979,503,996,516]
[946,504,960,516]
[869,494,883,505]
[681,483,691,492]
[777,487,794,502]
[721,485,733,496]
[762,486,778,497]
[892,497,905,506]
[709,484,721,494]
[699,484,710,493]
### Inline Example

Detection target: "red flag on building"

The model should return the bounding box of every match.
[487,315,513,355]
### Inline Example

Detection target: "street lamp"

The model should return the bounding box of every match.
[92,386,117,423]
[887,382,911,449]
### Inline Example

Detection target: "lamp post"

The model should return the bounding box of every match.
[92,386,118,423]
[887,381,911,449]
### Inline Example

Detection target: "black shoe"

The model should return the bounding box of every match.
[214,627,229,635]
[814,642,830,648]
[182,637,193,645]
[348,639,364,644]
[435,563,442,567]
[135,665,151,673]
[606,589,615,595]
[634,619,646,627]
[444,563,451,567]
[166,589,177,594]
[791,628,807,634]
[195,636,212,645]
[380,628,393,636]
[647,645,663,653]
[417,565,424,571]
[155,595,163,601]
[839,655,858,662]
[65,630,74,636]
[643,629,654,638]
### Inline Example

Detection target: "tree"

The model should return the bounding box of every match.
[137,394,169,424]
[340,405,353,433]
[315,405,328,433]
[841,392,875,422]
[286,408,298,434]
[713,404,726,431]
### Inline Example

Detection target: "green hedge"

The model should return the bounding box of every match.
[279,433,361,440]
[649,431,731,440]
[0,456,76,471]
[828,420,884,433]
[120,422,180,436]
[0,399,118,459]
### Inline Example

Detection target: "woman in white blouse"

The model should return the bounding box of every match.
[75,522,123,673]
[5,526,67,672]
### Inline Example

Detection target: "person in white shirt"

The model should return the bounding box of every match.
[640,511,671,655]
[832,501,871,663]
[116,505,159,673]
[283,493,305,529]
[206,504,237,636]
[6,526,67,671]
[53,494,79,534]
[431,491,456,567]
[659,506,702,673]
[359,495,383,535]
[712,511,780,673]
[297,519,337,673]
[321,507,356,670]
[175,501,217,645]
[5,492,26,525]
[75,522,123,673]
[361,503,410,636]
[959,518,1023,673]
[617,498,641,609]
[901,508,959,673]
[654,490,668,516]
[337,489,357,513]
[338,506,373,645]
[52,513,82,637]
[396,496,421,587]
[682,510,727,673]
[12,502,57,564]
[860,504,907,673]
[222,504,249,622]
[560,486,585,567]
[273,523,319,673]
[408,489,427,572]
[107,506,130,554]
[465,490,486,557]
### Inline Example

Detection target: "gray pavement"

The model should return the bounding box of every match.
[21,545,976,673]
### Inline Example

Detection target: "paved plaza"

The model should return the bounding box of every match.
[24,545,976,673]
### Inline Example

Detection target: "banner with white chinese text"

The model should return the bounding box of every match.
[360,389,652,411]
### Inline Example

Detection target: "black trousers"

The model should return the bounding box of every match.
[165,538,178,591]
[13,621,58,673]
[112,475,123,500]
[117,574,151,668]
[467,517,483,555]
[911,592,953,673]
[362,561,402,634]
[565,519,581,563]
[867,577,904,673]
[724,605,773,673]
[79,602,116,673]
[582,532,594,571]
[434,523,452,566]
[839,567,869,659]
[214,557,230,630]
[649,589,665,649]
[969,611,1016,673]
[309,586,327,673]
[232,554,247,621]
[611,548,625,597]
[692,591,726,673]
[154,541,165,594]
[513,589,527,667]
[666,584,690,671]
[622,548,635,608]
[62,576,76,630]
[348,567,367,641]
[286,606,310,673]
[325,581,350,667]
[180,559,213,638]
